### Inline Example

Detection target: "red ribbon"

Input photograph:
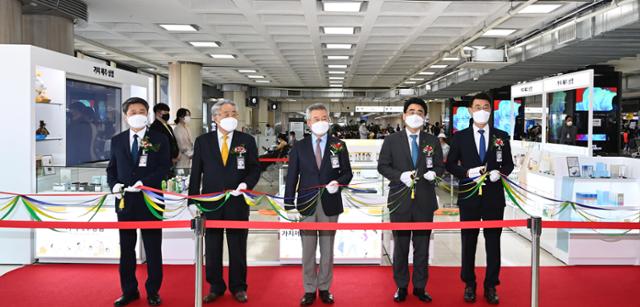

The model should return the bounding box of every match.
[258,158,288,163]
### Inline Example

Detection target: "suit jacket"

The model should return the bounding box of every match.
[106,129,171,220]
[150,120,179,160]
[284,135,353,216]
[445,126,514,208]
[188,131,261,220]
[378,130,445,222]
[559,125,577,145]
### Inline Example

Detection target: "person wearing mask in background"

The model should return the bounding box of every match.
[265,123,274,136]
[438,133,450,163]
[288,131,297,146]
[378,98,445,303]
[188,100,261,304]
[173,108,194,169]
[285,103,353,306]
[150,103,180,165]
[107,97,171,306]
[559,115,577,145]
[359,120,369,139]
[446,93,514,305]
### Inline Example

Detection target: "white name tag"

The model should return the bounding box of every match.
[138,155,148,167]
[331,155,340,169]
[237,156,245,170]
[496,150,503,163]
[426,156,433,169]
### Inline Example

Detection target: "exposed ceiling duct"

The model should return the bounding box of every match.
[417,0,640,98]
[21,0,88,22]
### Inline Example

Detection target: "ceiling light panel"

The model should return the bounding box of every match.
[518,4,562,14]
[189,41,219,47]
[328,64,347,69]
[430,64,447,69]
[159,24,199,32]
[322,1,362,12]
[327,55,350,60]
[210,54,236,59]
[325,44,353,49]
[322,27,356,35]
[482,29,517,37]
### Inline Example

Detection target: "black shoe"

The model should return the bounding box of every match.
[319,290,334,304]
[412,289,433,302]
[300,292,316,306]
[114,292,140,306]
[484,287,499,305]
[394,288,408,302]
[464,286,476,303]
[147,294,161,306]
[233,291,248,303]
[203,292,224,304]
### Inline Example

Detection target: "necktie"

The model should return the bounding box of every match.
[315,138,322,170]
[221,134,229,166]
[131,134,139,162]
[478,130,486,162]
[410,135,418,168]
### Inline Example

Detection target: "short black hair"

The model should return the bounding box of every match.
[565,115,573,121]
[175,108,190,124]
[403,97,428,114]
[122,97,149,114]
[471,92,493,105]
[153,103,170,113]
[289,131,296,135]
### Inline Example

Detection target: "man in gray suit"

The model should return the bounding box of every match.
[285,103,353,306]
[378,97,445,303]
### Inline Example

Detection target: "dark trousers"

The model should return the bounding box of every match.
[459,203,504,289]
[392,229,432,290]
[205,228,248,294]
[118,228,163,296]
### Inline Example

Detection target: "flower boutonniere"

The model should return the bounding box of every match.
[329,142,344,155]
[422,145,434,157]
[231,144,247,157]
[140,136,160,154]
[493,137,505,149]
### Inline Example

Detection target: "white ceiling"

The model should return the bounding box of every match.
[74,0,584,89]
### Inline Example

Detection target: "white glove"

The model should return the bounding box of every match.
[286,209,301,221]
[326,180,339,194]
[489,170,501,182]
[467,166,485,179]
[230,182,247,197]
[423,171,436,182]
[187,205,199,218]
[124,181,143,193]
[400,171,414,188]
[112,183,124,199]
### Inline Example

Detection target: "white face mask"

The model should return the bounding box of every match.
[127,114,148,129]
[566,121,573,126]
[311,121,330,136]
[183,116,191,123]
[404,114,424,129]
[218,117,238,132]
[472,110,491,125]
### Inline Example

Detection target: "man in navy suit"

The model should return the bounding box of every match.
[378,98,445,303]
[284,103,353,306]
[188,100,261,304]
[446,93,514,305]
[107,97,171,306]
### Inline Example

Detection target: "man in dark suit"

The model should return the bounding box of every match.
[284,103,353,306]
[150,103,180,165]
[446,93,514,305]
[107,97,171,306]
[378,98,445,303]
[188,100,261,304]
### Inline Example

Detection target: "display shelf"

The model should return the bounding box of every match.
[36,137,63,142]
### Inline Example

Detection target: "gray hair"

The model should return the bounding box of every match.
[210,99,236,117]
[305,103,329,120]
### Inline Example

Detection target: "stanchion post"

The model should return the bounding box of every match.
[528,217,542,307]
[450,174,455,207]
[191,212,205,307]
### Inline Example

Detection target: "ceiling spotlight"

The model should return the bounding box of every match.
[159,24,199,32]
[189,41,219,47]
[325,43,353,49]
[482,29,517,37]
[322,1,362,12]
[518,4,562,14]
[327,55,350,60]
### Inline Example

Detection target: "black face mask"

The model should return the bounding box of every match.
[161,113,170,122]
